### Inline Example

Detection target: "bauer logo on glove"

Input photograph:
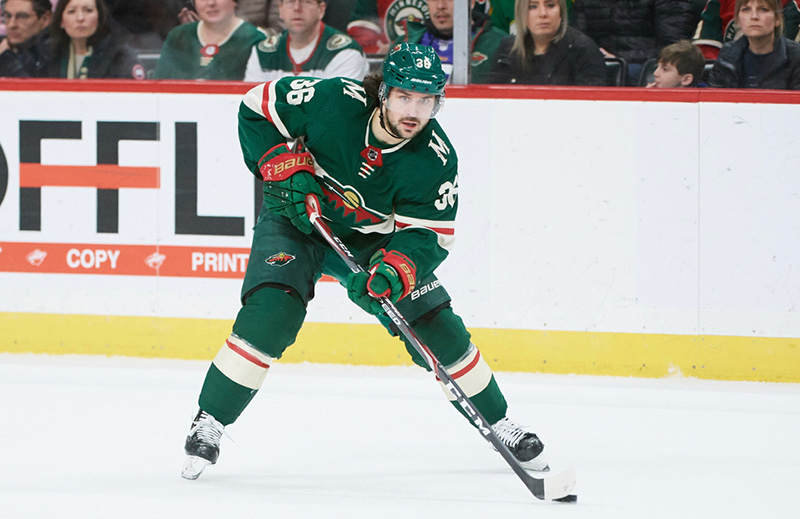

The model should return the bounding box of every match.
[259,140,323,235]
[258,142,315,182]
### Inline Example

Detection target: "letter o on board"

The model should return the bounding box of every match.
[0,141,8,208]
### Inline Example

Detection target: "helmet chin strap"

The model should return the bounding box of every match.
[378,99,405,141]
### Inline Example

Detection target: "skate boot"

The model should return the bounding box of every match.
[181,409,225,480]
[491,417,549,472]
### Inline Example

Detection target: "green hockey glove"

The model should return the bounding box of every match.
[263,172,322,234]
[259,142,323,234]
[346,249,417,315]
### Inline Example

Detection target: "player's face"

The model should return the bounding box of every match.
[652,61,689,88]
[60,0,99,41]
[384,88,435,139]
[737,0,779,40]
[2,0,50,47]
[279,0,325,36]
[526,0,561,41]
[194,0,238,25]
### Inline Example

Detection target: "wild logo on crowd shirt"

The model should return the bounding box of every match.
[200,44,220,67]
[326,34,354,51]
[258,34,280,53]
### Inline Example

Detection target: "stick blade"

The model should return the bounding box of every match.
[541,465,576,501]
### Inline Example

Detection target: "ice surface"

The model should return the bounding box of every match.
[1,354,798,518]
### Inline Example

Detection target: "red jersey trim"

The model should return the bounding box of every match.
[226,339,271,369]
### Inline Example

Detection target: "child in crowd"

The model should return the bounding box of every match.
[647,39,706,88]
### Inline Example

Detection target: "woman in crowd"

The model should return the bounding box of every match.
[489,0,606,85]
[708,0,800,89]
[154,0,265,80]
[48,0,144,79]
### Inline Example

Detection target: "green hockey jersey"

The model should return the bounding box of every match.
[154,20,266,80]
[244,24,370,83]
[239,76,459,280]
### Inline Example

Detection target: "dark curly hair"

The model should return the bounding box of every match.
[362,72,383,110]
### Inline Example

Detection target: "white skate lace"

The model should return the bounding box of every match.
[192,412,225,445]
[492,417,530,449]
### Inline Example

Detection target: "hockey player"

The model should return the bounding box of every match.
[181,42,550,481]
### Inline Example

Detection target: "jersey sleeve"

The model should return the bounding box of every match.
[238,76,333,178]
[385,139,459,281]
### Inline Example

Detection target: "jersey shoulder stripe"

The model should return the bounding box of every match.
[395,215,456,252]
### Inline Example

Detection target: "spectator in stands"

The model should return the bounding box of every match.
[48,0,144,79]
[155,0,266,80]
[570,0,696,85]
[693,0,800,59]
[0,0,51,77]
[243,0,369,82]
[708,0,800,89]
[488,0,605,86]
[646,39,706,87]
[345,0,500,56]
[395,0,505,84]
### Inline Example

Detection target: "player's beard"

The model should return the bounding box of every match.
[385,112,425,140]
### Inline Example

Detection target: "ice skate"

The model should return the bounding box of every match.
[491,417,550,472]
[181,409,224,480]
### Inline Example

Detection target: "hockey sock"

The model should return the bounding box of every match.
[439,343,508,425]
[198,287,306,425]
[403,307,508,425]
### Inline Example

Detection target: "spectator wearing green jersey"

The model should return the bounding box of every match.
[243,0,369,82]
[155,0,267,80]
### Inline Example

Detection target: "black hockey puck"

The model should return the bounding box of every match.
[553,494,578,503]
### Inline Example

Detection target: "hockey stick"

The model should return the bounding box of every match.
[304,193,576,501]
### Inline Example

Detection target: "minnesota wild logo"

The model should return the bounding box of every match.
[385,0,428,42]
[266,252,296,266]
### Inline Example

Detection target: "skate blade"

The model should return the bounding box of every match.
[181,455,212,480]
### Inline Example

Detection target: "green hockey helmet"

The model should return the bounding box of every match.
[382,43,447,95]
[380,43,447,118]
